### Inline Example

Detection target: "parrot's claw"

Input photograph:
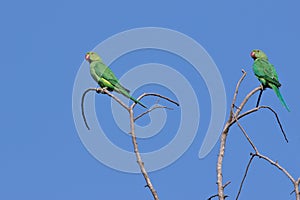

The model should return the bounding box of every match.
[96,87,105,94]
[260,84,266,91]
[101,87,108,93]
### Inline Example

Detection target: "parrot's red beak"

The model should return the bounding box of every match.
[250,51,256,59]
[85,54,90,61]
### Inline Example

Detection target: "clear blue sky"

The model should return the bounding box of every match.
[1,0,300,199]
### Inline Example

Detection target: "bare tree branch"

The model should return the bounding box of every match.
[235,154,255,200]
[207,194,219,200]
[217,70,250,200]
[131,93,180,109]
[81,87,131,130]
[234,86,262,117]
[230,69,247,120]
[134,105,173,122]
[223,181,231,189]
[232,105,288,199]
[229,106,288,143]
[95,88,130,111]
[215,70,294,200]
[232,105,296,200]
[129,109,159,200]
[128,92,179,200]
[81,87,180,200]
[216,124,229,200]
[81,88,98,130]
[208,174,231,199]
[231,100,297,200]
[215,73,260,199]
[253,153,295,183]
[208,194,229,200]
[296,178,300,200]
[232,113,258,153]
[259,106,288,143]
[245,152,300,200]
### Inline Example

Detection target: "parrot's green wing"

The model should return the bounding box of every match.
[91,61,147,108]
[253,59,281,88]
[92,61,130,93]
[252,58,289,111]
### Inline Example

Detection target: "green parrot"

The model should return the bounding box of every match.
[85,52,147,108]
[250,49,290,111]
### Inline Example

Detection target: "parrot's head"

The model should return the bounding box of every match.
[250,49,268,60]
[85,52,102,63]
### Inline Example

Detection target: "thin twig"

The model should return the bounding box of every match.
[232,113,258,153]
[207,194,218,200]
[131,93,180,109]
[230,70,247,120]
[229,106,288,143]
[81,88,98,130]
[81,87,130,130]
[134,105,173,122]
[251,151,300,200]
[236,154,255,200]
[234,86,262,117]
[232,101,257,199]
[223,181,231,189]
[253,152,296,184]
[259,106,288,143]
[233,108,295,199]
[233,104,294,199]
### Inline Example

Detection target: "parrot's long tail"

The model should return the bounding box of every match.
[115,84,147,108]
[129,96,147,108]
[270,84,290,112]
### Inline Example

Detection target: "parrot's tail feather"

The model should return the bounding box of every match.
[119,84,130,93]
[130,96,147,108]
[270,84,290,112]
[123,87,130,94]
[115,87,147,108]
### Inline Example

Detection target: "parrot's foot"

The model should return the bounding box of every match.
[260,84,266,90]
[96,87,106,94]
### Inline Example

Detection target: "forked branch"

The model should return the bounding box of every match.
[81,87,179,200]
[129,93,179,200]
[215,70,295,200]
